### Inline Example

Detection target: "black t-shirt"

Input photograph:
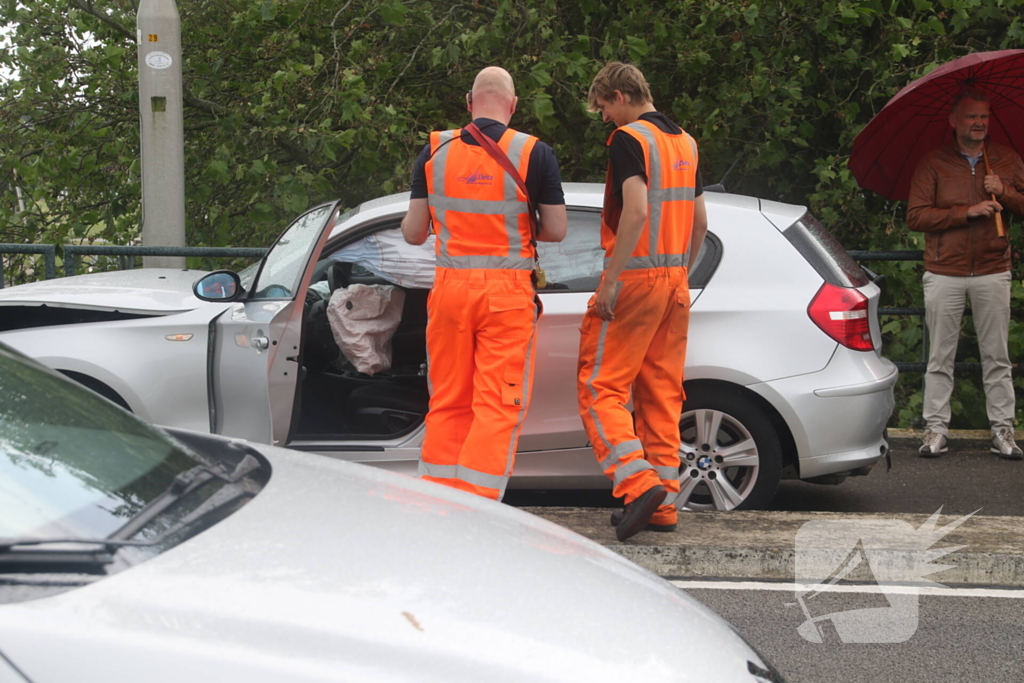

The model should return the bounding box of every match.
[409,118,565,205]
[608,112,703,197]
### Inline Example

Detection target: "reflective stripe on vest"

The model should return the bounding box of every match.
[603,253,689,270]
[426,128,537,270]
[602,121,698,271]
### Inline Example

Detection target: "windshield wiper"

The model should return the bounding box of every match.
[1,452,264,574]
[107,452,262,541]
[0,538,156,553]
[0,538,157,574]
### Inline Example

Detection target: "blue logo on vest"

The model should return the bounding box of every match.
[673,159,692,171]
[457,167,495,185]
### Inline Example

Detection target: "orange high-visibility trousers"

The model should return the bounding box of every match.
[577,267,689,526]
[419,268,538,500]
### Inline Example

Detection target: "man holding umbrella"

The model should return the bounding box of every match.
[907,88,1024,459]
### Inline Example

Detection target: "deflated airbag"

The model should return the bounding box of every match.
[326,284,405,375]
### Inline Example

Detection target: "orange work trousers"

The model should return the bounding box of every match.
[577,267,689,526]
[419,268,538,500]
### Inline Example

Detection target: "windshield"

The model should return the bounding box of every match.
[0,349,207,541]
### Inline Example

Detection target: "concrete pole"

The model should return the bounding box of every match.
[137,0,186,269]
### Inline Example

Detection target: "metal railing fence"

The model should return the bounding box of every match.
[0,244,267,289]
[849,249,1021,375]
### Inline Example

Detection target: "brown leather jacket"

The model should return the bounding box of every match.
[907,139,1024,276]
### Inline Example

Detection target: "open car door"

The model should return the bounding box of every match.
[210,202,342,445]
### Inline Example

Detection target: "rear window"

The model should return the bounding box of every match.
[783,213,868,288]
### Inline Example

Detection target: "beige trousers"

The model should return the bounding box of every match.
[922,271,1015,435]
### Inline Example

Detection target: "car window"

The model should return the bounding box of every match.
[238,261,259,291]
[321,209,716,294]
[537,209,720,292]
[251,204,335,299]
[0,348,271,603]
[0,350,206,540]
[328,226,436,289]
[688,232,721,289]
[536,209,605,291]
[783,213,869,288]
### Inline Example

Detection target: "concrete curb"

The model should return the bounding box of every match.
[525,508,1024,588]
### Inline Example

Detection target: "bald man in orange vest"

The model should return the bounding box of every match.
[578,62,708,541]
[402,67,567,501]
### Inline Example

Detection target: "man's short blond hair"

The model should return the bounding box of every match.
[587,62,652,112]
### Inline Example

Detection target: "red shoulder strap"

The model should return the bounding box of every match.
[464,123,538,240]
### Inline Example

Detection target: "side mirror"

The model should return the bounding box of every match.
[193,270,244,302]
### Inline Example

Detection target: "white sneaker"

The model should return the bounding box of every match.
[991,429,1023,460]
[918,430,948,457]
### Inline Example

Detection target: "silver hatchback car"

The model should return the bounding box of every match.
[0,184,897,510]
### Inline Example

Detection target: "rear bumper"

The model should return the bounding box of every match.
[797,432,890,479]
[749,349,897,479]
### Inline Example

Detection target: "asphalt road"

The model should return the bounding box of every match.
[770,442,1024,517]
[505,442,1024,517]
[681,581,1024,683]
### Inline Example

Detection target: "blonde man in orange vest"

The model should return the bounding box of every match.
[402,67,567,501]
[578,62,708,541]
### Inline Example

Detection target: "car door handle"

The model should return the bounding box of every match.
[251,337,269,350]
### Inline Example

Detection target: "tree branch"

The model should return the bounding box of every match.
[68,0,136,42]
[183,92,229,117]
[385,4,462,102]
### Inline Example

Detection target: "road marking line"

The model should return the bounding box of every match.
[670,579,1024,599]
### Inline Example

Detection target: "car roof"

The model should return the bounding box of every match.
[340,182,806,230]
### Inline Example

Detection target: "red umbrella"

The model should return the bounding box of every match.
[848,49,1024,202]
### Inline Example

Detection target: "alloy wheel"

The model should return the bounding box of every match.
[677,407,761,511]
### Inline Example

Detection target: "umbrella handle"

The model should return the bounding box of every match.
[994,208,1005,238]
[983,142,1006,238]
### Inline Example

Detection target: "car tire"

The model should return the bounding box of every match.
[676,384,782,512]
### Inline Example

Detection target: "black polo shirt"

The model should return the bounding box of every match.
[409,118,565,205]
[609,112,703,197]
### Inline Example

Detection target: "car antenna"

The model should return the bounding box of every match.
[704,155,741,194]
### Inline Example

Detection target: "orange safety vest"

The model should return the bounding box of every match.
[425,128,539,270]
[601,120,699,269]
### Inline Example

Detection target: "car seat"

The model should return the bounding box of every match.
[345,379,429,435]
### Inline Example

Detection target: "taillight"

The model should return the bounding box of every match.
[807,282,873,351]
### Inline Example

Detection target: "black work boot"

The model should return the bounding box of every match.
[614,485,667,541]
[610,508,678,532]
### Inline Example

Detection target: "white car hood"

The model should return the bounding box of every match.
[0,446,766,682]
[0,269,210,314]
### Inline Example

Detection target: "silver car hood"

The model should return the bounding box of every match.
[0,269,209,314]
[0,445,764,682]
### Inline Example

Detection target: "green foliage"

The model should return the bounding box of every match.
[2,0,1024,426]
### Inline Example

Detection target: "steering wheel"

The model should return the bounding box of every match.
[326,261,351,291]
[256,284,291,298]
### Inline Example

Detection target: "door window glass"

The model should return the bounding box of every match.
[536,209,604,291]
[251,204,335,299]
